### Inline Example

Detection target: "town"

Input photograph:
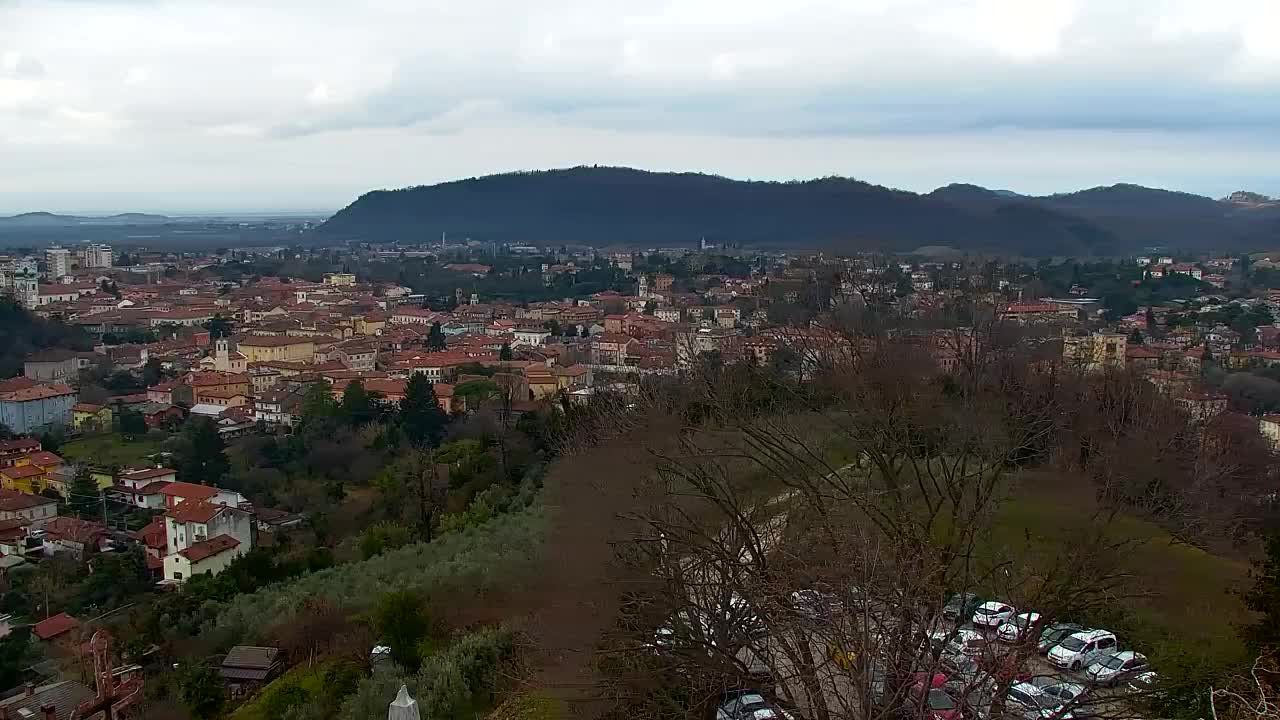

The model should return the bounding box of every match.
[0,236,1276,719]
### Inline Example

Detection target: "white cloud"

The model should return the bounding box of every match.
[0,0,1277,211]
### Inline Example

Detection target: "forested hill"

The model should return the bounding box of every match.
[0,300,92,378]
[317,167,1280,255]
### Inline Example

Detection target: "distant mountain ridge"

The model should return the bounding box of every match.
[317,167,1280,255]
[0,212,172,227]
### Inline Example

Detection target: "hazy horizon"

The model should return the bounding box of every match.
[0,165,1274,217]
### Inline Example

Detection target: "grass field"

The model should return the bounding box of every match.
[59,433,166,467]
[228,664,326,720]
[990,473,1251,667]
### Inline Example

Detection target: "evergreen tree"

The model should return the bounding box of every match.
[1128,329,1143,344]
[499,343,513,361]
[399,374,447,447]
[375,590,429,672]
[340,379,375,427]
[180,665,226,720]
[67,466,100,518]
[1243,532,1280,650]
[427,322,447,352]
[174,418,229,484]
[142,356,165,387]
[203,314,234,339]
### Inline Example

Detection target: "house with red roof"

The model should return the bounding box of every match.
[163,500,254,582]
[32,612,80,645]
[42,517,110,558]
[0,489,57,527]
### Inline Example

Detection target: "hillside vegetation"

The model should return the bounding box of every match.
[317,166,1280,254]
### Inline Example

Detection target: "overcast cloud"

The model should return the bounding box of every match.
[1,0,1278,213]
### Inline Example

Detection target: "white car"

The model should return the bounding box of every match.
[996,612,1042,642]
[972,601,1016,629]
[1048,630,1117,672]
[1085,651,1150,686]
[942,628,988,657]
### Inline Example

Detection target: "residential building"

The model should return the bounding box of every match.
[109,467,176,509]
[23,350,89,382]
[0,438,41,468]
[80,243,113,268]
[1062,332,1127,372]
[0,680,94,719]
[1260,415,1280,449]
[163,500,254,581]
[220,645,283,693]
[42,516,110,557]
[45,247,71,279]
[323,272,357,286]
[71,403,113,432]
[0,383,76,434]
[158,480,247,510]
[236,335,316,363]
[0,464,47,494]
[0,489,57,526]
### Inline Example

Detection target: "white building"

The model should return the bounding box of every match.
[45,248,71,279]
[163,501,254,582]
[80,244,113,269]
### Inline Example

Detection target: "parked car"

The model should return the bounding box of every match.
[996,612,1042,643]
[905,687,962,720]
[1047,630,1117,672]
[1037,623,1086,654]
[1038,682,1097,719]
[1125,670,1159,695]
[943,593,985,621]
[944,628,989,658]
[1037,682,1086,705]
[1006,682,1073,720]
[715,691,793,720]
[1085,651,1150,686]
[972,601,1017,629]
[941,654,984,686]
[790,589,842,620]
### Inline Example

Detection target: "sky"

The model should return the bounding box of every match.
[1,0,1279,214]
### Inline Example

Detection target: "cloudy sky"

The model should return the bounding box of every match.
[1,0,1278,214]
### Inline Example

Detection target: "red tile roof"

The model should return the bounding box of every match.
[0,439,40,454]
[179,534,240,562]
[0,384,75,402]
[44,517,107,545]
[26,451,63,467]
[157,481,218,501]
[0,488,56,512]
[33,612,79,641]
[0,465,44,480]
[166,500,223,524]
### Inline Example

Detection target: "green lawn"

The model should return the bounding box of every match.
[989,475,1251,666]
[228,664,327,720]
[59,433,166,468]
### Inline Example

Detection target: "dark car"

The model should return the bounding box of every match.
[943,593,985,622]
[1036,623,1086,654]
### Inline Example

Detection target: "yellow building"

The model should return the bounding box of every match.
[236,335,317,363]
[323,272,357,286]
[1,464,46,494]
[71,403,114,432]
[1063,332,1127,372]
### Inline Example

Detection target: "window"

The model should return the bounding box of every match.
[173,572,183,580]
